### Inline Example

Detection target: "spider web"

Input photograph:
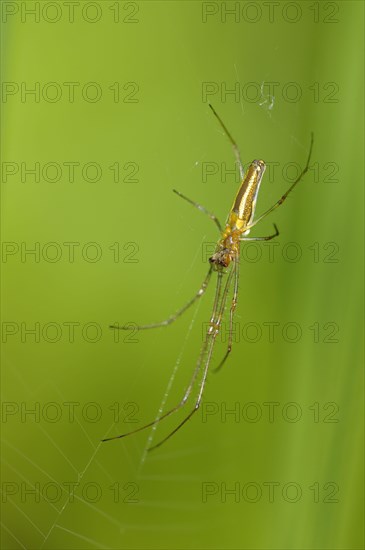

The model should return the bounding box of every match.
[1,237,210,550]
[2,365,126,549]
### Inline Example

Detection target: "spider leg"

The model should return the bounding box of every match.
[110,265,213,331]
[213,258,240,373]
[209,104,245,179]
[103,270,224,444]
[173,189,222,232]
[148,264,235,451]
[240,224,279,242]
[244,133,314,233]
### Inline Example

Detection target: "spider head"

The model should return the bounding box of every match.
[209,250,231,269]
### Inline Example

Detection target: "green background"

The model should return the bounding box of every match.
[1,1,363,548]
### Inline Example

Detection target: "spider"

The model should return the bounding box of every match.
[103,105,313,451]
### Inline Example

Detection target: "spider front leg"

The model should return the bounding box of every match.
[110,265,213,331]
[149,265,235,451]
[214,225,279,374]
[213,258,239,373]
[104,270,226,450]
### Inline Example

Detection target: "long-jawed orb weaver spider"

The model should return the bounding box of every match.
[103,105,314,451]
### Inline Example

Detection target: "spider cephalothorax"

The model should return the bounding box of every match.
[209,243,237,268]
[209,226,241,268]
